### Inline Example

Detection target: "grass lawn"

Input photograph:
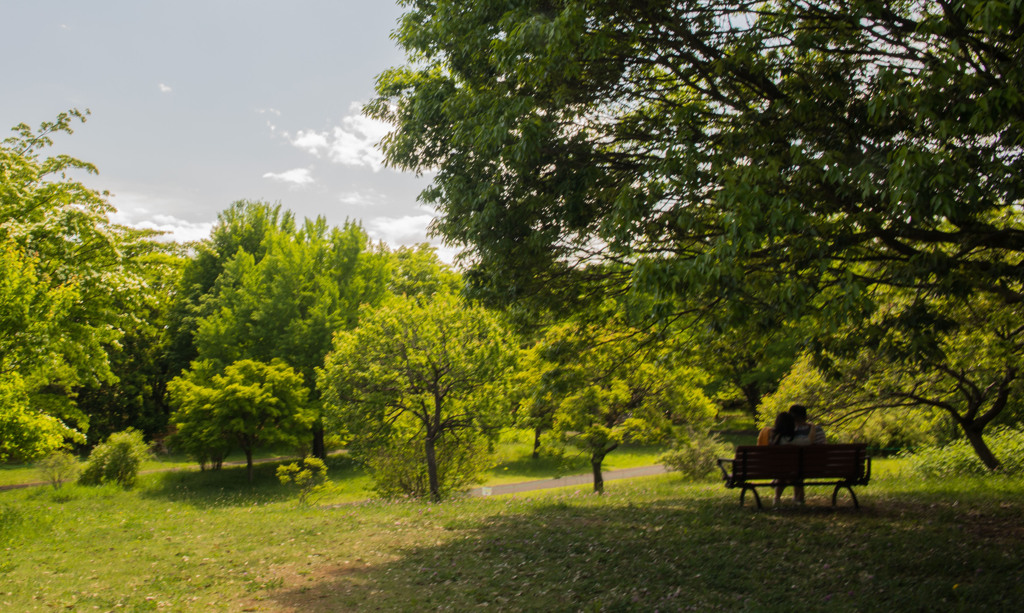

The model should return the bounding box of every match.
[2,453,1022,612]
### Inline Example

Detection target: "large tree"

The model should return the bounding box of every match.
[371,1,1024,465]
[0,110,138,459]
[170,203,390,458]
[372,0,1023,315]
[74,230,187,444]
[320,292,518,502]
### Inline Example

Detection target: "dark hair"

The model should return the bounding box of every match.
[788,404,808,420]
[771,411,796,444]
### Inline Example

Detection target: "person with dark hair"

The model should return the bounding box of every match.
[789,404,827,445]
[756,411,796,446]
[756,411,798,505]
[787,404,828,504]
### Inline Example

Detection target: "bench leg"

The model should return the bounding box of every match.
[741,486,763,509]
[831,485,860,509]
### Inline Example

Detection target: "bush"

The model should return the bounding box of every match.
[37,451,80,490]
[660,429,733,480]
[78,429,151,489]
[277,457,331,505]
[903,427,1024,477]
[364,435,488,500]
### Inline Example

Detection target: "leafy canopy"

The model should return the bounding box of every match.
[320,292,518,501]
[372,1,1024,327]
[1,110,141,459]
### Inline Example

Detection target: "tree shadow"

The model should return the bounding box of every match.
[260,493,929,612]
[138,455,365,509]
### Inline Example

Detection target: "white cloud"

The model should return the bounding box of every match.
[262,168,315,185]
[109,204,213,243]
[365,213,434,245]
[291,130,330,156]
[337,189,385,207]
[158,83,172,93]
[287,102,391,171]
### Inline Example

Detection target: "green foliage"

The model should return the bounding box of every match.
[0,373,83,463]
[73,234,187,442]
[276,457,331,505]
[374,0,1024,331]
[168,359,314,481]
[37,451,80,490]
[363,435,488,501]
[321,292,518,501]
[0,111,145,458]
[166,201,392,459]
[78,430,151,489]
[904,428,1024,478]
[759,353,946,449]
[660,429,733,481]
[517,319,716,491]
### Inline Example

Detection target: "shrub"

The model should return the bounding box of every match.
[277,457,331,505]
[364,435,488,500]
[37,451,80,490]
[78,429,151,489]
[660,429,733,480]
[903,427,1024,477]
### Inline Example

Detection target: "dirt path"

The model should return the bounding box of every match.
[468,464,669,497]
[3,459,670,495]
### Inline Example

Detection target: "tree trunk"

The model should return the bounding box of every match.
[740,382,761,416]
[591,454,605,494]
[245,448,254,483]
[311,419,327,460]
[532,427,542,460]
[963,424,1002,471]
[425,436,441,502]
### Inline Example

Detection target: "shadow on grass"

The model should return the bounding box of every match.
[262,487,1024,612]
[139,454,365,508]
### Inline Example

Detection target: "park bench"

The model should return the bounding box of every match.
[717,444,871,509]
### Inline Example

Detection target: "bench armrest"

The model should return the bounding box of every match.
[716,457,735,481]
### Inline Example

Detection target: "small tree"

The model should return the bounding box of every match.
[38,451,80,490]
[78,430,151,489]
[660,429,733,481]
[169,359,314,482]
[362,434,488,500]
[320,293,518,502]
[277,457,331,505]
[523,322,716,493]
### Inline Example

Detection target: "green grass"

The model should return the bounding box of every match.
[2,461,1022,611]
[0,447,329,488]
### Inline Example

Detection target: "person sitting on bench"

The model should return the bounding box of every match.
[757,411,797,505]
[789,404,827,446]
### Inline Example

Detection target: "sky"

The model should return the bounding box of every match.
[0,1,449,259]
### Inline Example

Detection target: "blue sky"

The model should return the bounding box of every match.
[1,1,446,257]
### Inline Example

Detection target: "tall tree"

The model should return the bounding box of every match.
[372,1,1024,466]
[320,292,518,502]
[170,203,390,459]
[166,201,296,375]
[372,1,1024,325]
[0,110,137,459]
[74,229,187,443]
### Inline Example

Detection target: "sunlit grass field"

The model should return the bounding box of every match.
[2,428,1022,611]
